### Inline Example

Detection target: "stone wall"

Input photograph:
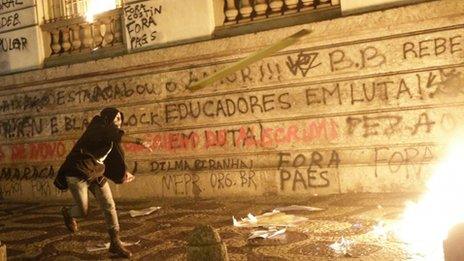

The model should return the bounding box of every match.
[0,0,44,74]
[0,0,463,201]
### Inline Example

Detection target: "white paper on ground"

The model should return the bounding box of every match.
[329,236,353,255]
[371,221,389,238]
[248,227,286,239]
[86,240,141,252]
[233,210,308,228]
[247,213,258,223]
[86,243,110,252]
[232,216,239,226]
[128,206,161,217]
[274,205,324,212]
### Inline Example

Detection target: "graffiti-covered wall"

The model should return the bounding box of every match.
[0,0,462,201]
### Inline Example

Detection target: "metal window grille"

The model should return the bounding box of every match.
[65,0,87,17]
[46,0,122,20]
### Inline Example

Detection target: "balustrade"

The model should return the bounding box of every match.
[42,9,123,57]
[223,0,340,25]
[41,0,340,60]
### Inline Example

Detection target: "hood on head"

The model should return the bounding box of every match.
[100,107,124,126]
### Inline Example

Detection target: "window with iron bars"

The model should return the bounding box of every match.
[65,0,87,18]
[46,0,122,21]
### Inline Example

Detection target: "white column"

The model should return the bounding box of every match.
[284,0,299,14]
[239,0,253,22]
[301,0,315,11]
[71,24,82,51]
[269,0,284,16]
[253,0,268,20]
[224,0,239,24]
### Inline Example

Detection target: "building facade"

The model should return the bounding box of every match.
[1,0,460,201]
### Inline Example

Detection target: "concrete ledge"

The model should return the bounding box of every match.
[43,45,127,68]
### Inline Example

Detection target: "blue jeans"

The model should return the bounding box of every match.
[65,176,119,231]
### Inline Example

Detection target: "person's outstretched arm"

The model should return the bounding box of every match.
[121,135,152,151]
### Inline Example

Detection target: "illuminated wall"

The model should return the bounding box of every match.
[0,0,462,201]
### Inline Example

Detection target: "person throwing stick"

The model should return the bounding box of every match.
[54,107,152,258]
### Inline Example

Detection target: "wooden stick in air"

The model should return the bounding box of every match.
[187,29,312,92]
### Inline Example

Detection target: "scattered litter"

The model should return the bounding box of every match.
[87,243,110,253]
[233,210,308,228]
[160,223,171,228]
[247,213,258,224]
[86,240,141,252]
[371,221,387,238]
[248,227,286,240]
[274,205,323,212]
[329,236,353,255]
[128,206,161,218]
[351,223,363,230]
[371,221,398,241]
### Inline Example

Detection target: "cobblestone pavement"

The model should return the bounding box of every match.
[1,193,421,260]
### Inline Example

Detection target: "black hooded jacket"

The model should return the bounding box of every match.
[54,108,128,190]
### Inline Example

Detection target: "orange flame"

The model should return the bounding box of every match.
[85,0,116,23]
[395,134,464,260]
